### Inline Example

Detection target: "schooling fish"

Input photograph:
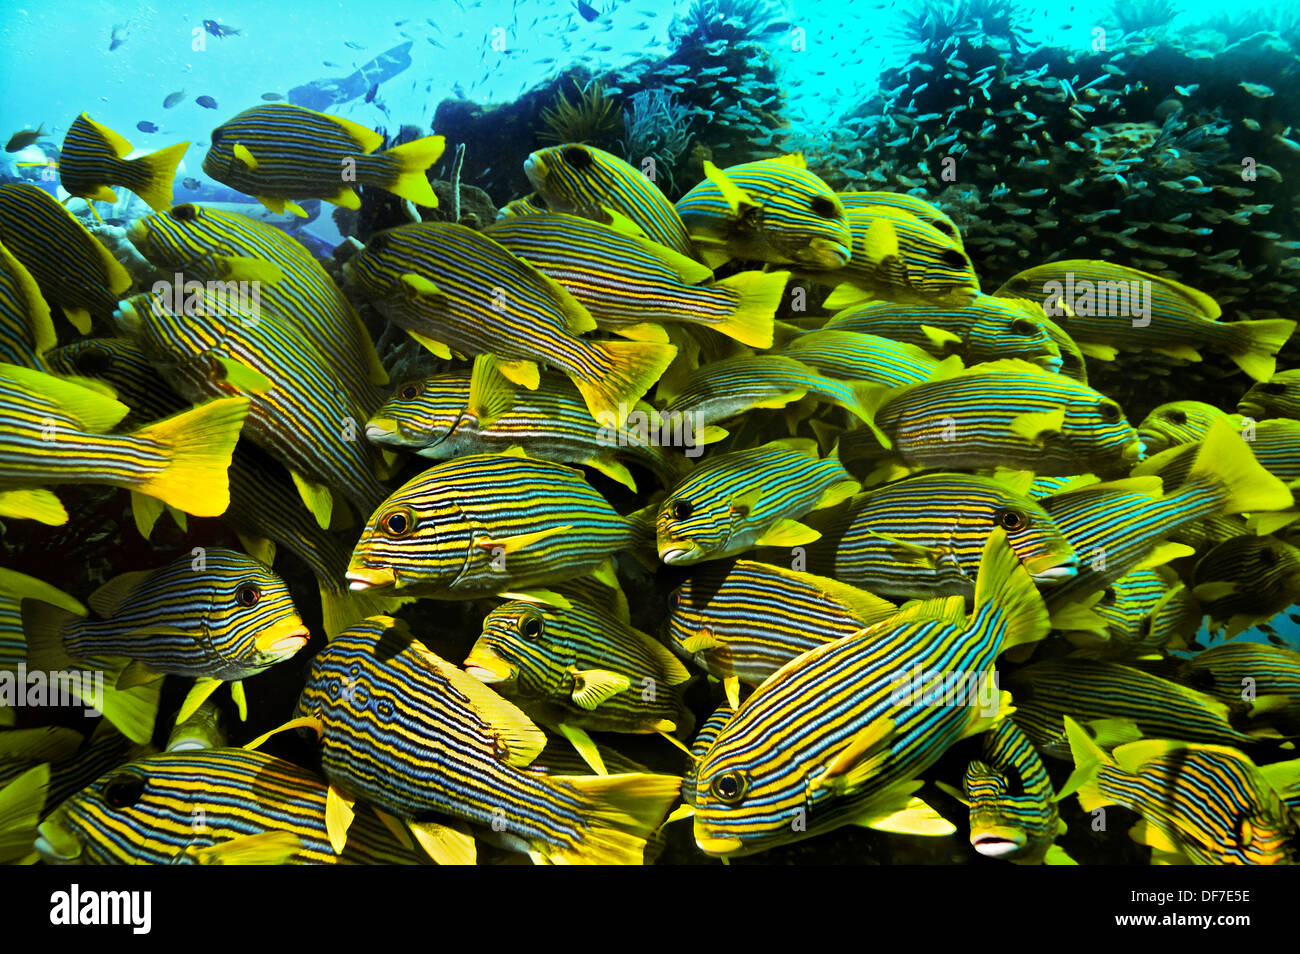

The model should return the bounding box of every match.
[483,211,786,349]
[781,331,961,387]
[821,295,1066,374]
[295,615,682,864]
[840,359,1144,479]
[1165,643,1300,738]
[346,452,646,600]
[344,222,674,426]
[365,358,687,490]
[0,364,248,526]
[821,203,980,307]
[58,114,188,212]
[1239,369,1300,421]
[202,19,241,38]
[0,183,133,333]
[945,720,1073,865]
[1053,567,1200,660]
[196,95,219,109]
[23,548,309,712]
[1191,534,1300,637]
[163,91,185,109]
[792,472,1079,601]
[523,144,698,260]
[35,748,424,865]
[656,439,859,564]
[202,104,443,215]
[113,280,388,529]
[1136,400,1243,454]
[692,530,1047,857]
[129,204,387,409]
[464,581,694,760]
[0,239,56,367]
[660,354,876,432]
[44,337,187,428]
[666,560,897,704]
[997,260,1295,381]
[1062,719,1298,865]
[675,155,852,269]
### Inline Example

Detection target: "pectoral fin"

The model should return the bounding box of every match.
[326,784,355,855]
[570,669,631,710]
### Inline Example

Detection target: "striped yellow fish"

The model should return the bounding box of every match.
[0,364,248,526]
[58,113,188,213]
[667,561,897,704]
[1052,567,1200,660]
[464,580,694,743]
[946,720,1073,865]
[840,358,1144,478]
[839,191,963,246]
[675,155,851,269]
[692,530,1047,856]
[0,183,133,333]
[1191,534,1300,637]
[781,331,962,387]
[35,747,424,864]
[1062,718,1298,865]
[996,260,1295,381]
[794,472,1079,600]
[0,239,56,367]
[1136,400,1244,455]
[344,221,675,426]
[523,144,698,259]
[128,203,388,407]
[365,358,686,491]
[346,452,645,599]
[202,104,443,214]
[1239,369,1300,421]
[295,615,682,864]
[484,211,786,348]
[1164,643,1300,739]
[23,547,309,700]
[44,336,188,427]
[657,439,859,564]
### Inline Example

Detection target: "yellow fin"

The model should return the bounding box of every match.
[496,358,541,390]
[175,677,223,723]
[723,675,740,709]
[130,491,165,540]
[0,489,67,525]
[702,160,757,217]
[407,820,477,865]
[558,723,608,775]
[187,831,301,865]
[586,457,637,492]
[326,784,355,855]
[212,355,273,394]
[128,140,189,212]
[377,135,445,207]
[571,669,632,709]
[476,524,573,554]
[0,363,129,431]
[1010,407,1065,443]
[753,518,821,547]
[864,796,957,836]
[290,470,334,530]
[233,143,260,171]
[497,588,573,609]
[920,324,963,349]
[812,716,894,796]
[467,353,516,427]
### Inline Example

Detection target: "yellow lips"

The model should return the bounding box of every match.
[970,824,1028,858]
[346,565,396,591]
[693,823,744,856]
[253,617,311,656]
[462,646,517,686]
[35,815,82,864]
[658,541,698,565]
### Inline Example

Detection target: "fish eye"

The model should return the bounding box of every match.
[1010,319,1038,336]
[562,146,592,169]
[710,770,748,804]
[1262,382,1287,395]
[1163,409,1187,425]
[382,508,415,537]
[235,584,261,607]
[994,507,1029,531]
[810,195,839,218]
[368,232,389,253]
[1099,402,1122,423]
[1259,547,1278,567]
[1101,587,1117,604]
[398,382,422,401]
[671,499,694,521]
[941,249,968,268]
[102,774,147,809]
[170,205,197,222]
[519,614,544,639]
[76,347,113,374]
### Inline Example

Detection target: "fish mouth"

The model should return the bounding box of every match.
[346,566,396,591]
[254,620,311,656]
[522,154,543,189]
[1121,440,1146,464]
[1037,355,1064,372]
[365,420,396,442]
[971,827,1028,858]
[126,218,150,247]
[1029,561,1079,584]
[1237,401,1264,418]
[693,829,744,856]
[798,238,852,269]
[35,818,81,864]
[1136,430,1169,454]
[462,648,516,685]
[659,544,698,565]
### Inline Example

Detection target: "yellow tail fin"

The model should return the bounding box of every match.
[19,599,78,672]
[545,772,681,864]
[708,270,787,348]
[376,135,446,208]
[575,340,677,425]
[128,140,189,212]
[132,397,250,515]
[1057,716,1113,812]
[0,764,49,863]
[1227,319,1296,381]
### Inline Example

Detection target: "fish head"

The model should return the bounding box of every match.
[1137,401,1230,454]
[969,299,1064,370]
[1238,370,1300,420]
[128,204,216,268]
[201,550,308,674]
[366,374,472,456]
[36,763,175,865]
[981,492,1079,585]
[465,602,555,693]
[656,486,737,565]
[728,160,852,269]
[347,473,473,594]
[1063,392,1144,476]
[964,760,1051,861]
[34,807,84,865]
[522,144,610,213]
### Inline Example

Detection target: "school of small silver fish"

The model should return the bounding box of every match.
[2,0,1300,867]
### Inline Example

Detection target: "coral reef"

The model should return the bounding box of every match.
[538,79,623,146]
[618,88,695,195]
